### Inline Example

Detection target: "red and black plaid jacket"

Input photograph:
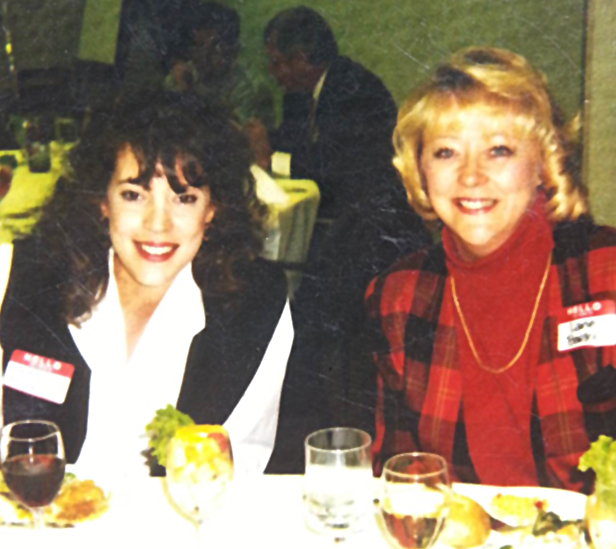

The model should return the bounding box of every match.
[366,219,616,490]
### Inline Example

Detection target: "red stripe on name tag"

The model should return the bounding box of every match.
[10,350,74,378]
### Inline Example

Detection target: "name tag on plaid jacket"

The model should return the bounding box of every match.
[558,300,616,352]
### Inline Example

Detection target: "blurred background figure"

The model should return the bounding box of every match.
[262,5,399,221]
[263,6,429,474]
[165,1,275,130]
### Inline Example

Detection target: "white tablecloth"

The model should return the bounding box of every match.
[0,476,588,549]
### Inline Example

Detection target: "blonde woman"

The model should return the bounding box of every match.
[367,47,616,491]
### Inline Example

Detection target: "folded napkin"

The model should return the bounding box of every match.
[250,165,290,206]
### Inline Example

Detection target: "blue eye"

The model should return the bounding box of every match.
[434,148,454,159]
[491,145,513,157]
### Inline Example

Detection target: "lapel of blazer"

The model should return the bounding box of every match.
[175,294,241,425]
[175,260,287,425]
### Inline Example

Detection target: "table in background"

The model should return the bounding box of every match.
[260,177,320,298]
[0,145,69,243]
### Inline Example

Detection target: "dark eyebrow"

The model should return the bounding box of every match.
[120,175,150,187]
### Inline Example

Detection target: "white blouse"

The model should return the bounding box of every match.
[1,246,293,485]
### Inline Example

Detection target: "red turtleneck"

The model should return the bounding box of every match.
[443,196,554,486]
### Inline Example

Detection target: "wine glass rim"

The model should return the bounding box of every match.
[305,427,372,453]
[383,452,449,479]
[1,420,61,442]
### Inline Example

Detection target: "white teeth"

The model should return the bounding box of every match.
[141,244,174,255]
[459,199,495,210]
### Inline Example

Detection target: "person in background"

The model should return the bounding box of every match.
[367,46,616,492]
[165,2,275,130]
[263,7,430,473]
[1,93,293,481]
[261,5,399,220]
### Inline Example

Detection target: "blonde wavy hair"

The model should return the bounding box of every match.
[393,46,587,222]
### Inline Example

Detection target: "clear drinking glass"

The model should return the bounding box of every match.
[303,427,373,538]
[379,453,451,549]
[587,480,616,549]
[0,420,66,530]
[165,425,233,546]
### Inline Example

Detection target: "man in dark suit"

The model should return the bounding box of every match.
[261,7,431,473]
[263,6,399,220]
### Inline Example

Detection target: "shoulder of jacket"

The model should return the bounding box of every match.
[367,244,444,301]
[553,218,616,261]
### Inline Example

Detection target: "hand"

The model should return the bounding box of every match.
[245,118,272,172]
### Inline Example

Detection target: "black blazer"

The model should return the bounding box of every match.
[271,56,398,219]
[1,239,288,466]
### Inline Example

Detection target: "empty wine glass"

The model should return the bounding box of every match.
[165,425,233,546]
[379,453,451,549]
[0,420,66,530]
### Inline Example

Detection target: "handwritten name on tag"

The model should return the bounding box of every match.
[557,300,616,352]
[3,350,74,404]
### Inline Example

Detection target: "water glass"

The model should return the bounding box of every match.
[379,453,451,549]
[303,427,372,537]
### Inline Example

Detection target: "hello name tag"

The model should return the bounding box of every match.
[557,300,616,352]
[3,350,74,404]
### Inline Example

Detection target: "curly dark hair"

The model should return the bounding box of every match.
[33,92,267,325]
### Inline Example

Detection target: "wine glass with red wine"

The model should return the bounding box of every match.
[379,453,451,549]
[0,420,65,529]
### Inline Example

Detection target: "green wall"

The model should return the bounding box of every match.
[77,0,586,117]
[229,0,585,118]
[584,0,616,226]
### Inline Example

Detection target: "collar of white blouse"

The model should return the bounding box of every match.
[68,251,205,483]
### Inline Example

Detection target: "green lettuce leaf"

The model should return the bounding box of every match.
[145,405,194,467]
[579,435,616,482]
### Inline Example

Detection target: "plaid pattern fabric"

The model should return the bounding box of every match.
[366,220,616,490]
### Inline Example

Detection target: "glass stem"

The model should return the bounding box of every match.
[195,518,207,549]
[31,507,45,530]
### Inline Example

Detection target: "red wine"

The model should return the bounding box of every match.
[2,454,65,507]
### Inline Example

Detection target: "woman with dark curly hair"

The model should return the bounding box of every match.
[0,93,293,479]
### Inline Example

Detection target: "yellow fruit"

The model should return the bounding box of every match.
[175,425,228,444]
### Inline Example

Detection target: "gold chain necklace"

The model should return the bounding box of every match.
[450,255,552,374]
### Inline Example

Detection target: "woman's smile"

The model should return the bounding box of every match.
[453,198,498,214]
[133,241,179,262]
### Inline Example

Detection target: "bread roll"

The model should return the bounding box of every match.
[439,493,491,548]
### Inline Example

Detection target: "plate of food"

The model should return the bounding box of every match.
[437,484,587,549]
[0,471,109,528]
